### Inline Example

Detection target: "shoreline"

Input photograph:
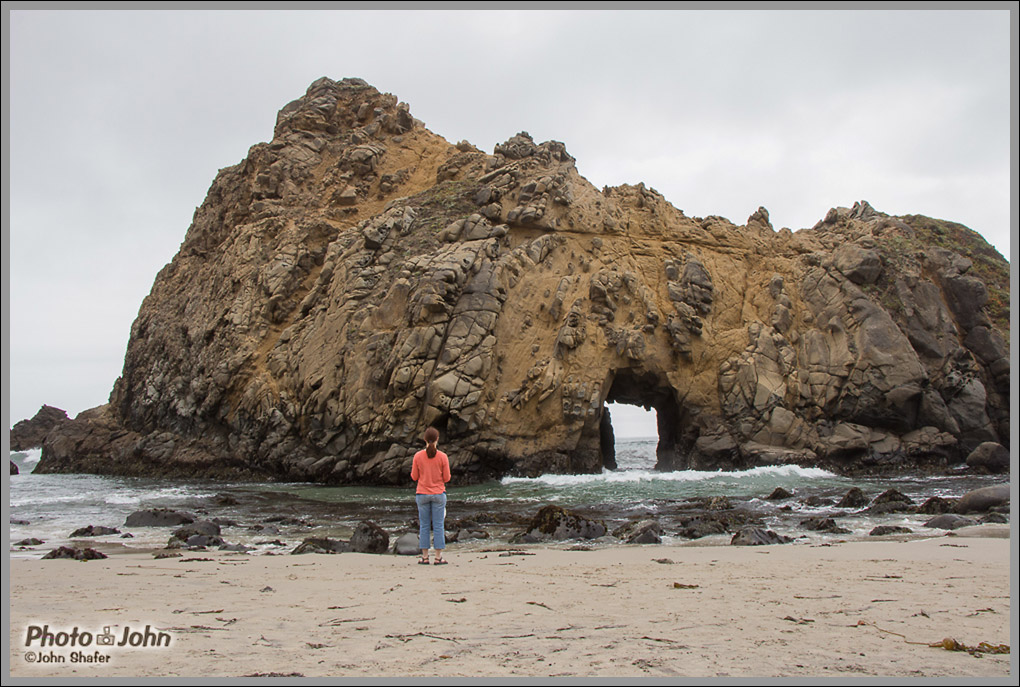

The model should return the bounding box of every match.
[10,449,1011,561]
[8,530,1013,678]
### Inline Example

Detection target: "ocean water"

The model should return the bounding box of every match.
[8,439,1007,558]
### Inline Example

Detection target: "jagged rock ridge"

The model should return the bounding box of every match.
[34,77,1010,484]
[11,405,69,451]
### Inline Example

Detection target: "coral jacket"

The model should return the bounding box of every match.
[411,450,450,494]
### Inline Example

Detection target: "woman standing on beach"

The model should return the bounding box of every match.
[411,427,451,565]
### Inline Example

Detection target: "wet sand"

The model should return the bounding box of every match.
[7,526,1013,678]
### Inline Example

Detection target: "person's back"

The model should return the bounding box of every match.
[411,427,450,564]
[412,448,450,494]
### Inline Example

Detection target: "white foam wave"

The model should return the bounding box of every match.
[738,464,836,479]
[501,464,837,488]
[12,448,44,464]
[9,493,94,507]
[105,487,217,505]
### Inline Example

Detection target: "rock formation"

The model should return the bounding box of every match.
[10,405,69,450]
[34,77,1010,484]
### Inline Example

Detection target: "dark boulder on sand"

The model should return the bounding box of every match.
[917,496,956,514]
[865,489,914,514]
[515,505,607,542]
[444,519,489,543]
[350,520,389,554]
[392,532,420,555]
[292,537,349,555]
[677,517,729,539]
[613,519,662,544]
[869,525,913,536]
[125,508,195,527]
[800,517,851,534]
[954,485,1009,514]
[835,487,869,508]
[924,514,978,530]
[766,487,793,500]
[168,521,227,548]
[965,442,1010,474]
[871,489,913,506]
[42,546,108,560]
[182,534,226,548]
[730,527,792,546]
[69,525,121,537]
[172,520,221,539]
[15,538,45,546]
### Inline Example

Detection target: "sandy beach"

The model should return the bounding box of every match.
[7,526,1014,679]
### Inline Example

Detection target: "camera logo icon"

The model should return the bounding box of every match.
[96,627,115,646]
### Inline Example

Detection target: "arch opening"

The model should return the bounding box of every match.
[604,403,657,471]
[600,369,683,471]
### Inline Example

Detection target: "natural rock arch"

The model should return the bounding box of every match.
[34,77,1010,485]
[598,368,687,472]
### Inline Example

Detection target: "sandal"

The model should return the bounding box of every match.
[418,557,430,565]
[433,557,448,565]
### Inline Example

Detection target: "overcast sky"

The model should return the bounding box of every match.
[6,8,1014,438]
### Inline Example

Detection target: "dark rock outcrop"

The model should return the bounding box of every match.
[15,538,45,546]
[924,514,978,530]
[392,532,420,555]
[917,496,956,514]
[835,487,869,508]
[171,521,225,547]
[730,527,793,546]
[349,520,389,554]
[865,489,914,514]
[446,519,489,542]
[32,78,1010,485]
[177,534,226,548]
[965,442,1010,474]
[11,405,69,450]
[871,489,913,506]
[676,516,730,540]
[42,546,108,560]
[800,517,851,534]
[613,519,662,544]
[953,485,1009,514]
[291,538,349,555]
[869,525,912,536]
[515,505,606,542]
[10,461,18,475]
[173,520,222,538]
[69,525,121,537]
[125,509,196,527]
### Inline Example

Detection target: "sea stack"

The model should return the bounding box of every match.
[34,77,1010,485]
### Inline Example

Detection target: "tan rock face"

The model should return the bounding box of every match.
[35,78,1010,483]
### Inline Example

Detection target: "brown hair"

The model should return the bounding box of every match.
[424,427,439,458]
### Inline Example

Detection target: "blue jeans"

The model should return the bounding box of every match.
[416,493,447,550]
